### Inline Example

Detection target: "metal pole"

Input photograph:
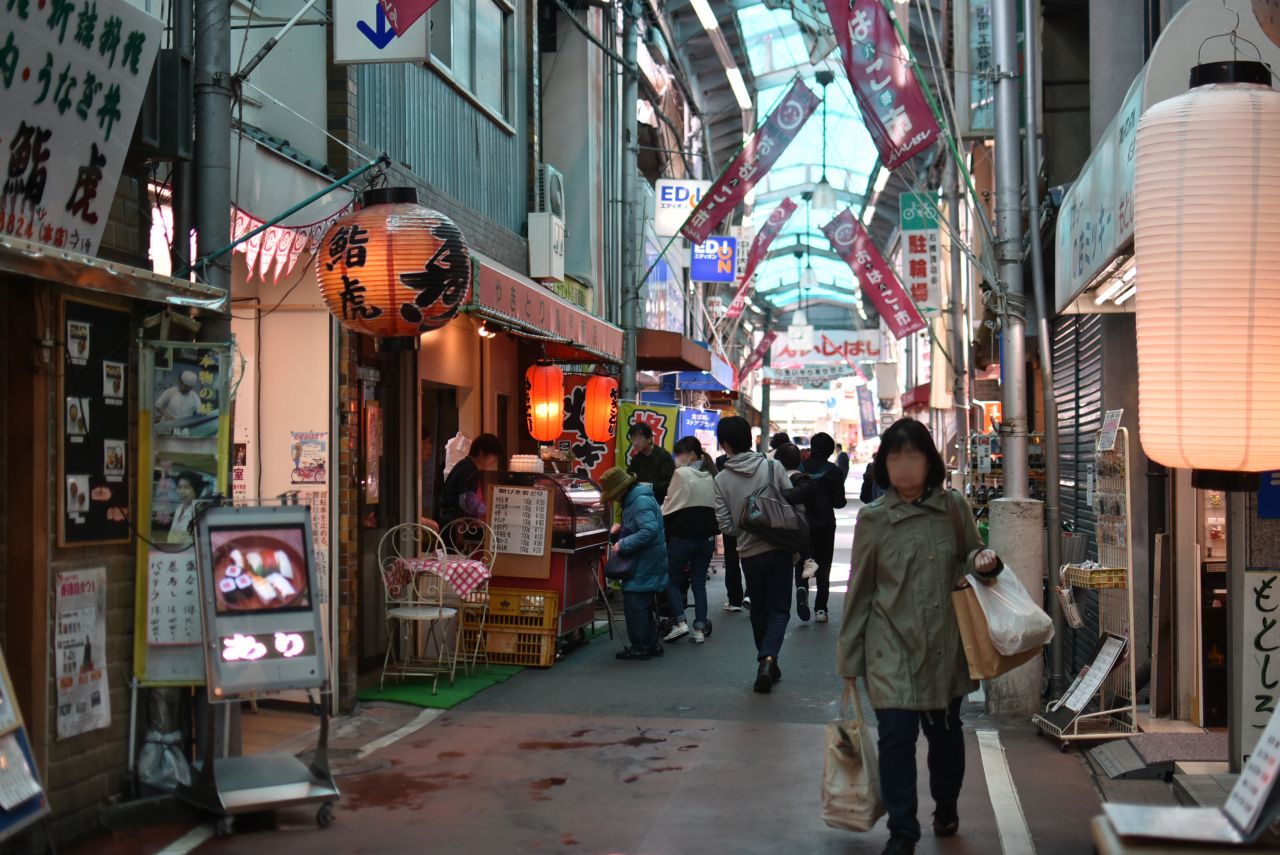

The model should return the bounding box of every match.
[1023,0,1065,693]
[171,0,195,275]
[993,0,1028,499]
[945,155,970,490]
[761,309,772,450]
[195,0,233,334]
[619,0,641,400]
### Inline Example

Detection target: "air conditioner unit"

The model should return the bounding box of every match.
[535,163,566,220]
[528,213,565,283]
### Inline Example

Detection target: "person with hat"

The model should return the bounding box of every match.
[600,466,669,661]
[155,370,202,424]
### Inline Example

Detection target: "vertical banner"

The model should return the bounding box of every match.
[55,568,109,739]
[899,192,943,311]
[857,386,879,440]
[825,0,942,168]
[557,375,618,485]
[617,403,679,469]
[822,209,927,339]
[681,80,820,244]
[725,198,798,319]
[678,408,721,458]
[1241,566,1280,765]
[741,330,780,376]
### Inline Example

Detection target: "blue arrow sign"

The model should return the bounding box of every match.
[357,3,396,49]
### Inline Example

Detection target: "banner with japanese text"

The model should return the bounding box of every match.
[725,198,797,320]
[822,209,926,339]
[825,0,941,168]
[557,374,618,485]
[617,402,679,469]
[772,329,883,365]
[857,386,879,440]
[899,192,942,311]
[740,330,779,376]
[0,0,162,255]
[681,80,819,244]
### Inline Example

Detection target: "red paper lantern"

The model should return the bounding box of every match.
[584,374,619,443]
[525,362,565,443]
[316,188,471,337]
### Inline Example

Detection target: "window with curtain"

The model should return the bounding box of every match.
[427,0,513,121]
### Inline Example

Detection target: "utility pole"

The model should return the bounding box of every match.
[170,0,194,275]
[619,0,641,401]
[761,309,772,450]
[195,0,233,337]
[945,156,969,488]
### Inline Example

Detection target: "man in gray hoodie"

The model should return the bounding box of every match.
[713,416,796,694]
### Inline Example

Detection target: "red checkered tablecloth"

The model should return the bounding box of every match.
[395,557,491,598]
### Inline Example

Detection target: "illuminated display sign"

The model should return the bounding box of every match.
[220,631,316,663]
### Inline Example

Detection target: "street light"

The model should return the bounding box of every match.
[812,70,837,213]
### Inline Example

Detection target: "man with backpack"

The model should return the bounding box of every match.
[799,432,847,623]
[713,416,798,694]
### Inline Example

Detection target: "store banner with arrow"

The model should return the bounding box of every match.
[725,198,797,320]
[333,0,430,63]
[378,0,443,35]
[822,208,926,340]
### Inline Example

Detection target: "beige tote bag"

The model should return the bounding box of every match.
[821,684,885,832]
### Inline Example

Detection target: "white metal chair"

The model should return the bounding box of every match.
[440,517,495,674]
[377,524,460,694]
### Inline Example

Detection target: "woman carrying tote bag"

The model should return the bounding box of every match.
[836,419,1002,855]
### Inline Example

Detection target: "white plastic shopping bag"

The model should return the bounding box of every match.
[443,432,471,478]
[821,685,885,832]
[967,565,1055,656]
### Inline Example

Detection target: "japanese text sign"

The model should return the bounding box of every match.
[0,0,161,256]
[726,198,796,320]
[690,236,737,283]
[772,328,882,365]
[680,80,819,244]
[655,179,710,238]
[822,208,926,340]
[740,330,779,376]
[825,0,941,168]
[857,386,879,439]
[1241,567,1280,767]
[899,192,942,311]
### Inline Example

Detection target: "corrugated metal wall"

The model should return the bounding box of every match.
[1053,313,1105,673]
[354,17,529,238]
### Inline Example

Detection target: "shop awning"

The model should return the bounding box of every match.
[469,255,623,364]
[672,348,734,391]
[0,235,226,309]
[902,382,930,411]
[636,329,711,373]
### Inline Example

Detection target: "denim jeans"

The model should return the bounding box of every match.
[665,536,712,629]
[740,549,793,660]
[723,535,745,606]
[622,591,658,651]
[874,697,966,842]
[796,522,836,612]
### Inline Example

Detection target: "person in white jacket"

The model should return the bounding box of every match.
[660,437,721,644]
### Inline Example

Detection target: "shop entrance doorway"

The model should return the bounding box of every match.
[420,385,458,524]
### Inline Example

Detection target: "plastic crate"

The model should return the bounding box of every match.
[1065,565,1127,590]
[465,588,558,631]
[462,626,556,668]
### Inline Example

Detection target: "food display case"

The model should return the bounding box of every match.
[473,471,608,642]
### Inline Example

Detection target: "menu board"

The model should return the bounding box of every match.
[146,550,202,646]
[492,486,550,556]
[59,299,132,545]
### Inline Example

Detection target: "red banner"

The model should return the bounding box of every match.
[379,0,442,35]
[725,198,797,320]
[821,209,927,340]
[681,81,820,244]
[825,0,942,168]
[741,330,780,376]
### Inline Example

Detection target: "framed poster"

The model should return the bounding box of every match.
[59,298,133,545]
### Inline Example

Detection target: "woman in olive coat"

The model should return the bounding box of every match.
[838,419,1002,855]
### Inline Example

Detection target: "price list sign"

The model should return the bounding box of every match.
[146,549,201,645]
[492,486,549,557]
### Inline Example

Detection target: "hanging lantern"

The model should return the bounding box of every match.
[316,188,471,338]
[1134,61,1280,472]
[584,374,619,443]
[525,362,565,443]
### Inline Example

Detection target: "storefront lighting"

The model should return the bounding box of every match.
[316,188,471,339]
[1134,60,1280,472]
[525,361,565,443]
[584,373,620,443]
[477,322,497,339]
[1114,284,1139,305]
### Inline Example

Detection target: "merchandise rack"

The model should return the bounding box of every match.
[1034,428,1138,748]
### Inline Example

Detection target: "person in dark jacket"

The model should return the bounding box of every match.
[800,432,846,623]
[602,466,669,661]
[767,431,792,459]
[661,437,720,644]
[440,434,504,527]
[777,443,819,621]
[715,452,747,612]
[837,443,851,481]
[861,452,887,504]
[626,423,676,504]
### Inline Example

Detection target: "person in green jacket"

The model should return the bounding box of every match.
[838,419,1002,855]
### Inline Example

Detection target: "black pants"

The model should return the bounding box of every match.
[723,535,745,606]
[740,549,792,660]
[622,591,658,652]
[874,697,965,842]
[796,522,836,612]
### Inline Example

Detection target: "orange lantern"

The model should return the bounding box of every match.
[584,374,619,442]
[525,362,565,443]
[316,188,471,337]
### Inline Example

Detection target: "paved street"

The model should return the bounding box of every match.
[83,507,1103,854]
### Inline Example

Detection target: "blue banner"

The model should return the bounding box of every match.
[690,237,737,283]
[678,407,721,455]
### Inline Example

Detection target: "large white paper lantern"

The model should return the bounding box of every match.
[1134,62,1280,472]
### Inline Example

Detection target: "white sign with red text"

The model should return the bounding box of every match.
[771,329,884,366]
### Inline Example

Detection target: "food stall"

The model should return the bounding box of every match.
[472,468,609,653]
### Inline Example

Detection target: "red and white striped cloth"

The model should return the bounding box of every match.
[396,557,491,598]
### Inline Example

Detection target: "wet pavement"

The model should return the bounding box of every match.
[71,506,1104,854]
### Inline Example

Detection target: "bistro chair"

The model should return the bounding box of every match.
[440,517,495,674]
[376,524,460,694]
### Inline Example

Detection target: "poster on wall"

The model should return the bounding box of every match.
[152,350,224,438]
[55,568,110,739]
[556,375,617,485]
[60,300,132,545]
[678,408,720,458]
[289,432,328,484]
[617,402,679,468]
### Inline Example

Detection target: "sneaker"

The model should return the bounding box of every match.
[664,622,689,642]
[933,805,959,838]
[815,609,829,623]
[753,658,774,694]
[802,559,818,580]
[616,648,651,661]
[690,627,706,644]
[722,602,743,612]
[881,836,916,855]
[796,588,811,622]
[742,596,752,610]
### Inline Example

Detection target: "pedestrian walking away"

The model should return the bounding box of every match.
[625,422,676,504]
[775,442,818,622]
[713,416,795,694]
[715,452,748,613]
[601,466,669,661]
[799,431,846,623]
[660,436,720,644]
[838,419,1003,855]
